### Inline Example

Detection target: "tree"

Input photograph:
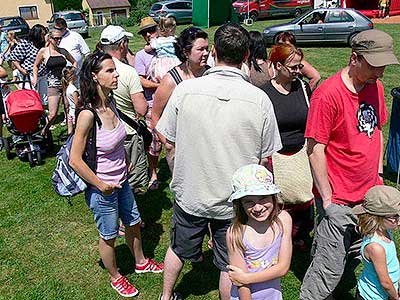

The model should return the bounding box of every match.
[53,0,82,12]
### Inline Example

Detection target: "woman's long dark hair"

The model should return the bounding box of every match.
[28,24,47,49]
[79,52,113,109]
[248,31,268,73]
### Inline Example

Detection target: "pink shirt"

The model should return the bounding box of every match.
[95,118,127,185]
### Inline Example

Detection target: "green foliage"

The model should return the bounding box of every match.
[53,0,83,12]
[130,0,158,24]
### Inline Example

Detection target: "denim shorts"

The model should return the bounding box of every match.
[85,180,141,240]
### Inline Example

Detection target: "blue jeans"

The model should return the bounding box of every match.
[85,180,141,240]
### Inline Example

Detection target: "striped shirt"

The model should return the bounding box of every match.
[95,118,127,185]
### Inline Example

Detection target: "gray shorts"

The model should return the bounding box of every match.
[170,202,231,271]
[300,200,361,300]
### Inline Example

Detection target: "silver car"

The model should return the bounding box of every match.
[263,8,373,46]
[149,0,192,23]
[47,11,89,38]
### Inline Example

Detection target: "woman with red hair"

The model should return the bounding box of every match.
[261,44,314,252]
[275,32,321,91]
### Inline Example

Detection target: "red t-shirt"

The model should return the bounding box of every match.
[305,71,387,205]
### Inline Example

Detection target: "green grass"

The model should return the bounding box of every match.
[1,20,400,300]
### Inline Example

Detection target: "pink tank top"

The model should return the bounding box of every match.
[95,117,127,185]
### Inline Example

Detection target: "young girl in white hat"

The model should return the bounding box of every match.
[226,164,292,300]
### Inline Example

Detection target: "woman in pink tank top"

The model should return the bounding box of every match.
[69,52,163,298]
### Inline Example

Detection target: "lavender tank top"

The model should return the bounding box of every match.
[95,116,127,185]
[231,231,283,300]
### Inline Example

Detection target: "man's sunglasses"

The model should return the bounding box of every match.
[140,27,157,35]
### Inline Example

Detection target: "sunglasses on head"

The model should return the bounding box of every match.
[186,27,202,38]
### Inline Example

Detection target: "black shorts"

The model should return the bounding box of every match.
[170,201,231,271]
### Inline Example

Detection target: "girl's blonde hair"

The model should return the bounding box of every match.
[158,17,176,37]
[358,213,387,237]
[229,195,282,253]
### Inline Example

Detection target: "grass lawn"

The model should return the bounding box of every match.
[0,19,400,300]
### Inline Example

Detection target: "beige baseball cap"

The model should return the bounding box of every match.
[351,29,399,67]
[352,185,400,216]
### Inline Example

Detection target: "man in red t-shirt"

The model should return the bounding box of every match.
[300,29,399,300]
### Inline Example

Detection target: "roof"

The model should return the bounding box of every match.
[86,0,130,9]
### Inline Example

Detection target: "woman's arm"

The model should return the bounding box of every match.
[301,60,321,92]
[152,74,176,145]
[72,91,79,106]
[364,242,399,300]
[32,48,44,86]
[226,227,252,300]
[228,211,292,285]
[12,61,27,76]
[63,49,78,69]
[69,110,121,194]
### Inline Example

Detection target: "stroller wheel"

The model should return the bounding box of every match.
[27,152,35,167]
[36,150,43,165]
[3,138,12,160]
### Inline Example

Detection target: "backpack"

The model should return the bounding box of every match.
[52,107,102,199]
[116,108,150,192]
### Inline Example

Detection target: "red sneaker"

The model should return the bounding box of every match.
[135,258,164,274]
[110,275,139,297]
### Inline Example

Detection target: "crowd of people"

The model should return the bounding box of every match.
[1,15,400,300]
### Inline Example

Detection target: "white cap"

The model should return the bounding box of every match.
[100,25,133,45]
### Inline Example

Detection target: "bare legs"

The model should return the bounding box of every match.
[99,223,147,281]
[161,247,184,300]
[125,223,147,265]
[161,247,232,300]
[99,238,120,281]
[148,153,160,188]
[219,271,232,300]
[42,94,60,137]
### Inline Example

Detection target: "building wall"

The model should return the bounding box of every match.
[0,0,53,26]
[82,0,129,26]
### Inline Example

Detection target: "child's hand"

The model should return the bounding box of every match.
[227,265,248,286]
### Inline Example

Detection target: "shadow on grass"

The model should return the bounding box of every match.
[175,250,220,299]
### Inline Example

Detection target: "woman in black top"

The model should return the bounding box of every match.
[261,44,313,252]
[32,29,77,137]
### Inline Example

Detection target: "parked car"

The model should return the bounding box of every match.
[232,0,312,21]
[263,8,373,46]
[0,16,30,38]
[149,0,192,23]
[47,11,88,38]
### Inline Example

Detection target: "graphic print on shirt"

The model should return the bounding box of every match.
[246,255,278,270]
[357,102,378,138]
